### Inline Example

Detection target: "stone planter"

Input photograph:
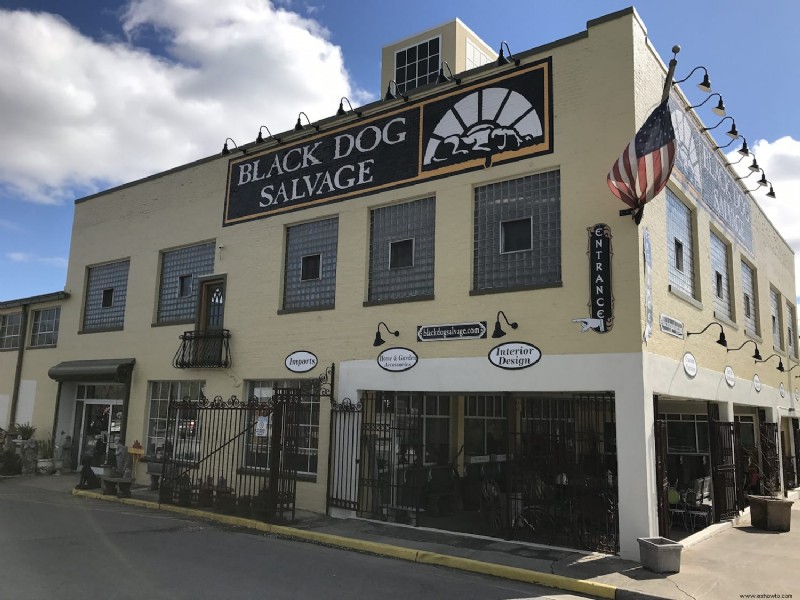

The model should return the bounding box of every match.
[637,537,683,573]
[748,495,793,532]
[36,458,55,476]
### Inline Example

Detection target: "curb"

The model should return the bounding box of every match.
[73,489,618,599]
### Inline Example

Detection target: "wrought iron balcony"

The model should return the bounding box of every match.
[173,329,232,369]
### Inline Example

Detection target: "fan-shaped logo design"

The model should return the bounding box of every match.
[423,87,543,168]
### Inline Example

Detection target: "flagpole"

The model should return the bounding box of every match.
[619,45,680,223]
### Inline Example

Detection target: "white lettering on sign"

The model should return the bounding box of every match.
[284,350,318,373]
[488,342,542,370]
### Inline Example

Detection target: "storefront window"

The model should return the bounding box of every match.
[464,395,506,457]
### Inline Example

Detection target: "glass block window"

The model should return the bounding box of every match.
[465,39,491,70]
[83,260,130,331]
[710,232,731,319]
[473,171,561,292]
[368,197,435,302]
[394,36,440,93]
[770,288,783,350]
[30,307,60,347]
[786,302,796,358]
[245,379,320,474]
[0,313,22,350]
[666,189,695,297]
[283,218,338,311]
[146,380,205,460]
[741,262,758,335]
[157,242,215,323]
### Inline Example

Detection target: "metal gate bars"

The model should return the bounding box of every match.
[159,389,306,523]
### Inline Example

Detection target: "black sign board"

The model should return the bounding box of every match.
[417,322,487,342]
[224,59,552,226]
[588,223,613,333]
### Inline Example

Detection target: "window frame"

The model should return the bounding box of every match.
[244,379,321,476]
[389,238,415,270]
[300,253,322,282]
[145,380,206,461]
[0,312,22,350]
[500,217,533,254]
[29,307,60,348]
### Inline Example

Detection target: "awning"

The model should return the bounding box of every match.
[48,358,136,383]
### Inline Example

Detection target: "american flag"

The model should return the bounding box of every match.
[607,100,676,224]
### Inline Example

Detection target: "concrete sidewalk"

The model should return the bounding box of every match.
[6,472,800,599]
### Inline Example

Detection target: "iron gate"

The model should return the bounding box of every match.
[709,421,739,520]
[333,391,618,553]
[654,419,670,537]
[159,388,308,522]
[760,422,780,495]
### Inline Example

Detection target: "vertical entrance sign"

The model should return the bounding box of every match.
[573,224,613,333]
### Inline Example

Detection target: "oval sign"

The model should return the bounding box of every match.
[285,350,318,373]
[725,366,735,388]
[682,352,697,378]
[377,347,418,372]
[488,342,542,370]
[753,374,762,393]
[780,382,786,398]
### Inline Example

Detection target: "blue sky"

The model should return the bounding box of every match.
[1,0,799,302]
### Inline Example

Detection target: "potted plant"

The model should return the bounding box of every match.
[11,422,36,440]
[746,447,793,532]
[36,438,55,475]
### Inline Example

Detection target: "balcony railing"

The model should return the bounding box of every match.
[173,329,232,369]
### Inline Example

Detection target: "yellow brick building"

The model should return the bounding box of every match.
[1,8,796,560]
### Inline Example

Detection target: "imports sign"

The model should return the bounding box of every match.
[224,60,552,225]
[417,322,487,342]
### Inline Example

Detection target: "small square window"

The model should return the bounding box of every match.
[101,288,114,308]
[390,239,414,269]
[301,254,322,281]
[179,275,193,298]
[715,272,723,299]
[744,294,751,317]
[674,239,684,272]
[501,218,532,253]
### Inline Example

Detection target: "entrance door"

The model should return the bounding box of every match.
[75,401,123,473]
[196,279,225,366]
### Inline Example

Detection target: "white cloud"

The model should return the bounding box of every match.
[6,252,67,268]
[728,136,800,302]
[0,1,369,205]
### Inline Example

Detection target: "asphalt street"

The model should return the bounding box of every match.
[0,479,591,600]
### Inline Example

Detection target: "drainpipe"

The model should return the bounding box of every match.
[8,304,29,426]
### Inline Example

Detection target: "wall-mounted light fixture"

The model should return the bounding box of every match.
[758,353,785,372]
[436,61,461,85]
[497,41,520,66]
[748,179,776,198]
[337,97,362,117]
[686,322,727,347]
[492,311,518,339]
[727,339,761,361]
[373,321,399,347]
[256,125,280,145]
[384,79,408,101]
[785,364,800,376]
[221,138,245,155]
[294,112,319,132]
[688,92,726,116]
[674,65,712,92]
[702,116,738,139]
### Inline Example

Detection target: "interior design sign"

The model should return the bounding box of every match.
[224,59,552,225]
[488,342,541,370]
[573,224,613,333]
